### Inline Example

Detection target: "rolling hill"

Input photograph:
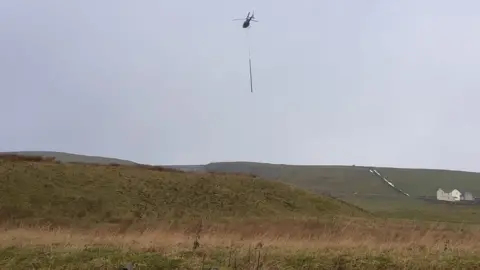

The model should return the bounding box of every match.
[203,162,480,222]
[12,151,479,198]
[6,151,480,222]
[205,162,400,196]
[0,156,368,227]
[204,162,480,198]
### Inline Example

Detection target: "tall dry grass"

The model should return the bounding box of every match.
[2,217,480,269]
[3,216,479,251]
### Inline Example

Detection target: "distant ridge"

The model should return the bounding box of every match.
[1,151,136,165]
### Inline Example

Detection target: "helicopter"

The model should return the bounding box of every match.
[232,11,258,28]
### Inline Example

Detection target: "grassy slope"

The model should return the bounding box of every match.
[205,162,480,197]
[375,167,480,196]
[205,162,480,223]
[0,158,367,227]
[7,151,480,222]
[9,152,480,198]
[206,162,401,196]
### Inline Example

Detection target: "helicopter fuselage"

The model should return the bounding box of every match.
[242,20,250,28]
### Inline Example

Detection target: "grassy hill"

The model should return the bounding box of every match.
[8,151,480,199]
[6,151,480,222]
[204,162,480,197]
[206,162,400,196]
[0,156,368,228]
[203,162,480,223]
[372,167,480,196]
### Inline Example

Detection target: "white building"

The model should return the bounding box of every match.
[463,192,475,201]
[437,188,455,202]
[450,189,462,201]
[437,188,474,202]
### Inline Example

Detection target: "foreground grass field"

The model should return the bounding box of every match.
[2,155,480,269]
[3,219,480,269]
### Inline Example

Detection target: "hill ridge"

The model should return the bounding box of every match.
[5,151,480,223]
[5,151,480,174]
[0,155,369,227]
[5,151,480,199]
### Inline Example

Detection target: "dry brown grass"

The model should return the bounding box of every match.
[4,216,479,250]
[2,217,480,269]
[0,222,476,252]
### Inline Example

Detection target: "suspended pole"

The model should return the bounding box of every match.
[248,36,254,93]
[249,58,253,93]
[246,29,254,93]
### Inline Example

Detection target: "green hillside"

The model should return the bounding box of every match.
[6,151,480,222]
[205,162,480,198]
[205,162,403,196]
[0,157,368,227]
[8,151,479,199]
[374,167,480,196]
[204,162,480,223]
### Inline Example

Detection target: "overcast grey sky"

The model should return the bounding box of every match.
[1,1,480,171]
